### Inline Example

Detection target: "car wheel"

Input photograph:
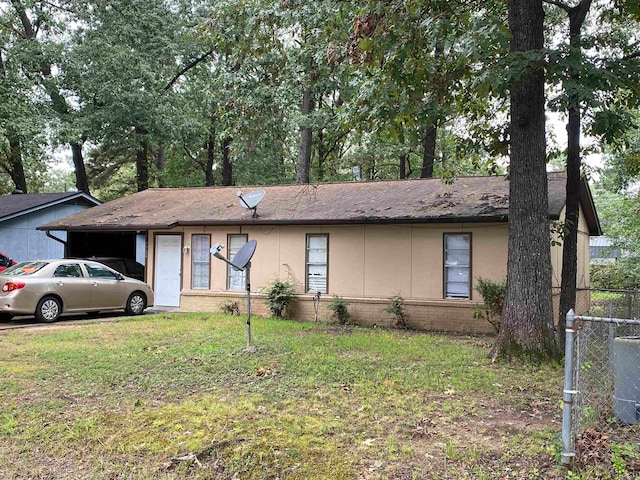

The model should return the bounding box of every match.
[36,296,62,323]
[125,292,146,315]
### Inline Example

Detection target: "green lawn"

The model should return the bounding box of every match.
[0,313,568,479]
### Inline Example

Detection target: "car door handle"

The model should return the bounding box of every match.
[92,282,99,286]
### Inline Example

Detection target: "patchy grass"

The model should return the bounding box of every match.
[1,313,569,479]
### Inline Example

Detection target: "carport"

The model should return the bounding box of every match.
[65,231,140,259]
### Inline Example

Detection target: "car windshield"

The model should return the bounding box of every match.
[1,261,48,276]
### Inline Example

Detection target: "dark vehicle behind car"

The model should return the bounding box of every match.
[85,257,145,281]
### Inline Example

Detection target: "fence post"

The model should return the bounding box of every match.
[562,308,577,465]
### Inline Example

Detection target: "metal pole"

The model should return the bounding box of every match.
[246,262,251,347]
[562,308,577,465]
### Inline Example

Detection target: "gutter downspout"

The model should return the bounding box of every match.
[46,230,67,245]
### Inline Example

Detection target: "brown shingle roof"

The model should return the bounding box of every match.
[37,173,601,235]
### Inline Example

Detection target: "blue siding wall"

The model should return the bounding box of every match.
[0,203,90,262]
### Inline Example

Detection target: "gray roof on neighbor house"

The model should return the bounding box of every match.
[37,172,602,235]
[0,191,101,223]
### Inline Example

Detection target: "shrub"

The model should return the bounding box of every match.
[263,278,295,318]
[590,263,640,290]
[473,277,506,333]
[220,300,241,316]
[327,295,350,324]
[383,294,409,328]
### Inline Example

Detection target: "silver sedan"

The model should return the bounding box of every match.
[0,259,154,322]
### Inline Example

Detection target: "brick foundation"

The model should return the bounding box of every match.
[180,290,495,334]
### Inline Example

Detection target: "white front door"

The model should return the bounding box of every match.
[154,235,182,307]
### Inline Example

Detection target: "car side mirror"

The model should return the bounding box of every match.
[117,273,125,281]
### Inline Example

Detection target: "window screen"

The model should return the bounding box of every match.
[191,235,210,289]
[444,233,471,299]
[307,234,328,293]
[228,234,248,291]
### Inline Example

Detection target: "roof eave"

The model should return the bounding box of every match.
[37,222,173,232]
[580,177,603,236]
[43,215,514,231]
[1,192,102,224]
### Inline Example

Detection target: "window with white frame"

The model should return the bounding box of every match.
[444,233,471,299]
[191,235,210,289]
[306,234,328,293]
[227,234,248,291]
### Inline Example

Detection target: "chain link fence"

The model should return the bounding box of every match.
[577,288,640,319]
[562,289,640,477]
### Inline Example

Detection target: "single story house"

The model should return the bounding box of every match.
[0,191,101,263]
[38,172,601,333]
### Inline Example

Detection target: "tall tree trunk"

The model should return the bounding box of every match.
[420,40,444,179]
[205,116,215,187]
[557,0,593,347]
[399,153,407,179]
[421,125,436,178]
[156,142,166,188]
[12,1,90,194]
[0,53,27,193]
[296,87,313,184]
[135,126,149,192]
[205,136,215,187]
[221,136,233,186]
[71,143,90,194]
[8,138,28,193]
[490,0,560,361]
[317,129,325,182]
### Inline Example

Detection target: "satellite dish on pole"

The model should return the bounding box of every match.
[232,239,257,270]
[210,239,258,349]
[237,190,265,218]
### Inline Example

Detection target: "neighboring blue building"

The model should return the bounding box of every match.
[0,191,101,262]
[590,236,623,264]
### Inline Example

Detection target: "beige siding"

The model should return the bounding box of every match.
[549,205,593,316]
[148,213,591,333]
[410,226,445,299]
[327,226,366,296]
[468,224,509,297]
[550,205,592,290]
[363,225,413,297]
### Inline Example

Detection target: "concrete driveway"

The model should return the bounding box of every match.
[0,307,178,331]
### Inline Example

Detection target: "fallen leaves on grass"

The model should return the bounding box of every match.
[162,438,247,471]
[413,417,436,438]
[255,367,274,376]
[576,429,611,467]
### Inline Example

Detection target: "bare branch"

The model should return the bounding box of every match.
[320,128,351,163]
[165,50,214,90]
[543,0,571,12]
[622,51,640,61]
[182,144,197,162]
[10,0,36,39]
[41,0,77,15]
[0,20,26,38]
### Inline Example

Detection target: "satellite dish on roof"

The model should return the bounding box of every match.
[237,189,265,218]
[232,239,257,270]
